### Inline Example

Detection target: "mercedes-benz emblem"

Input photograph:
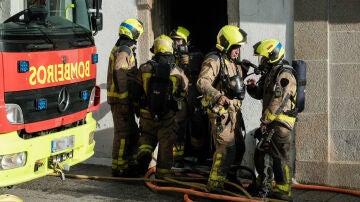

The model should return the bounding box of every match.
[58,87,70,112]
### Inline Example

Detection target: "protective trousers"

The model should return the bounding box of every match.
[207,110,245,192]
[137,112,177,178]
[254,122,292,197]
[110,103,139,175]
[174,99,187,166]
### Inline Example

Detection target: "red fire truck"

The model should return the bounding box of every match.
[0,0,102,187]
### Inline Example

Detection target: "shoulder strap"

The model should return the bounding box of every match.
[118,45,132,55]
[212,52,226,88]
[274,65,295,83]
[204,51,220,61]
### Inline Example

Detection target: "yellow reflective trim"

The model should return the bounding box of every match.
[264,108,296,123]
[156,168,172,174]
[170,76,177,94]
[209,153,222,180]
[140,109,150,113]
[109,54,117,93]
[142,73,152,95]
[112,159,117,169]
[277,114,296,123]
[118,139,125,162]
[173,145,185,156]
[108,52,129,99]
[207,107,228,114]
[139,144,153,153]
[130,55,135,63]
[274,165,291,194]
[265,108,277,121]
[219,107,227,114]
[107,91,128,99]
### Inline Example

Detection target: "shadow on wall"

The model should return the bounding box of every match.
[243,128,257,170]
[92,83,111,122]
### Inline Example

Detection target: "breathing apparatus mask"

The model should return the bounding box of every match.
[218,53,246,100]
[228,75,246,100]
[174,44,189,57]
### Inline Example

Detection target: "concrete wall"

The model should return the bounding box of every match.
[294,0,360,189]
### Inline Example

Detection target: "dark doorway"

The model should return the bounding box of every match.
[168,1,227,54]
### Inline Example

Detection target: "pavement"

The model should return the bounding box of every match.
[1,129,359,202]
[1,162,359,202]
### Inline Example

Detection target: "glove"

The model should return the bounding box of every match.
[217,95,230,106]
[180,54,190,65]
[246,78,257,88]
[241,59,259,75]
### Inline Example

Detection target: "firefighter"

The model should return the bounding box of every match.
[106,18,144,177]
[136,35,189,178]
[246,39,297,201]
[196,25,248,193]
[169,26,207,166]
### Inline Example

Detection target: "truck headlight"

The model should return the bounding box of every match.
[0,152,27,170]
[5,104,24,124]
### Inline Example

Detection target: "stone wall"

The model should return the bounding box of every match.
[294,0,360,189]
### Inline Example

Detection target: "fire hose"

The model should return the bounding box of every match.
[46,164,360,202]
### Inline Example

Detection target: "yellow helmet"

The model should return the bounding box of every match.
[253,39,285,63]
[118,18,144,42]
[153,35,174,55]
[169,26,190,43]
[216,25,247,52]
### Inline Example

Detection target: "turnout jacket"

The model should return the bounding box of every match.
[247,64,297,129]
[107,45,138,104]
[196,53,243,113]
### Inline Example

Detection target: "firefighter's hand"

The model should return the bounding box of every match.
[259,123,267,134]
[247,78,257,87]
[180,54,190,65]
[217,95,230,106]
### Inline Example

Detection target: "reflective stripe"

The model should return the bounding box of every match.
[139,144,153,154]
[107,91,128,99]
[108,52,129,99]
[209,153,222,180]
[142,73,152,95]
[140,109,150,113]
[207,107,228,114]
[173,145,184,156]
[112,160,128,169]
[264,108,296,123]
[117,139,126,164]
[112,159,117,169]
[274,165,291,195]
[170,76,178,94]
[156,168,172,174]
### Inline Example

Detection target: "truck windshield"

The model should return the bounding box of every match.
[0,0,94,52]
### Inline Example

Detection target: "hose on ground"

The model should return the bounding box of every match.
[48,166,360,201]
